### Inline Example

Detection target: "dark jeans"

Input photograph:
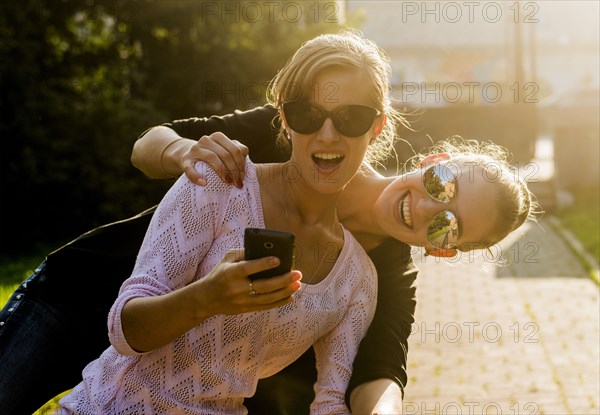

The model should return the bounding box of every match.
[0,209,315,414]
[0,263,112,414]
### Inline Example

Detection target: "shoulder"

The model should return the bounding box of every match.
[368,238,414,274]
[190,158,262,214]
[192,158,258,192]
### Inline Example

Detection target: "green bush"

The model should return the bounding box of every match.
[1,1,348,255]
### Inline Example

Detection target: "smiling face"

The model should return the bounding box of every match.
[374,163,500,250]
[282,67,384,194]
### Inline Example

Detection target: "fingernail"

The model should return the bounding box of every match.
[224,173,232,184]
[270,256,280,266]
[291,281,302,291]
[292,272,302,281]
[197,178,207,186]
[235,178,243,188]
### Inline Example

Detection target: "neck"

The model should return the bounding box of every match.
[338,166,394,237]
[270,163,341,226]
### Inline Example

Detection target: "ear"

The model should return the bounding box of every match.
[420,153,450,168]
[369,114,387,144]
[425,248,457,258]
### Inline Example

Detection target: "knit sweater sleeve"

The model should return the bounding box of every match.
[108,163,227,355]
[310,243,378,414]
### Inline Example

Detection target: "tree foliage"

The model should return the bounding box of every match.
[0,0,348,253]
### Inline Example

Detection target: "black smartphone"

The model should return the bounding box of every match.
[244,228,295,280]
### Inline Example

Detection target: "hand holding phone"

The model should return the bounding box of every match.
[244,228,295,280]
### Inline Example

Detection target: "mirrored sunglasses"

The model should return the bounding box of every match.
[423,163,460,250]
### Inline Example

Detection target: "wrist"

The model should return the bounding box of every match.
[161,138,195,177]
[350,379,403,414]
[178,281,218,325]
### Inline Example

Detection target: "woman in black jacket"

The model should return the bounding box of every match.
[2,101,534,413]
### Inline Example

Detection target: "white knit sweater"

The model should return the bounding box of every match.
[60,159,377,415]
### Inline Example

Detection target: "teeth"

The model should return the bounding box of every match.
[399,193,413,227]
[313,153,343,160]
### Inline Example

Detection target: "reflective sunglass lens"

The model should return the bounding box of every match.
[423,164,457,203]
[427,210,459,250]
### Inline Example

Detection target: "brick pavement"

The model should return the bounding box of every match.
[402,218,600,415]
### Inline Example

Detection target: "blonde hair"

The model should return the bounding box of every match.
[267,30,408,165]
[409,138,539,251]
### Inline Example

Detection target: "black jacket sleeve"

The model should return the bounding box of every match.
[345,238,418,405]
[159,105,286,163]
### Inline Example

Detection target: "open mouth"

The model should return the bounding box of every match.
[312,153,344,172]
[398,192,413,228]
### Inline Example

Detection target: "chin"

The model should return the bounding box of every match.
[314,181,346,195]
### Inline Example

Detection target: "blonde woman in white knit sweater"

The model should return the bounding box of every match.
[59,32,395,414]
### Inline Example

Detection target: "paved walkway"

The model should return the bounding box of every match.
[403,218,600,415]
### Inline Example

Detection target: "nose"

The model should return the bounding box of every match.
[414,193,446,222]
[316,117,339,143]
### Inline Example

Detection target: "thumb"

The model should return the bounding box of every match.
[183,160,207,186]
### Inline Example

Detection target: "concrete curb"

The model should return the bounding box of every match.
[547,215,600,286]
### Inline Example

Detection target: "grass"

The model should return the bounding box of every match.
[556,185,600,264]
[0,253,45,308]
[33,392,68,415]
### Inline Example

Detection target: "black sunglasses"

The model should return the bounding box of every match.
[422,163,460,250]
[283,101,381,138]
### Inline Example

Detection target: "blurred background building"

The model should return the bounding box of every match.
[344,0,599,212]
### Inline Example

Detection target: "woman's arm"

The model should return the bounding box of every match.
[131,126,196,179]
[111,168,300,354]
[131,105,280,183]
[350,379,403,414]
[120,248,298,353]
